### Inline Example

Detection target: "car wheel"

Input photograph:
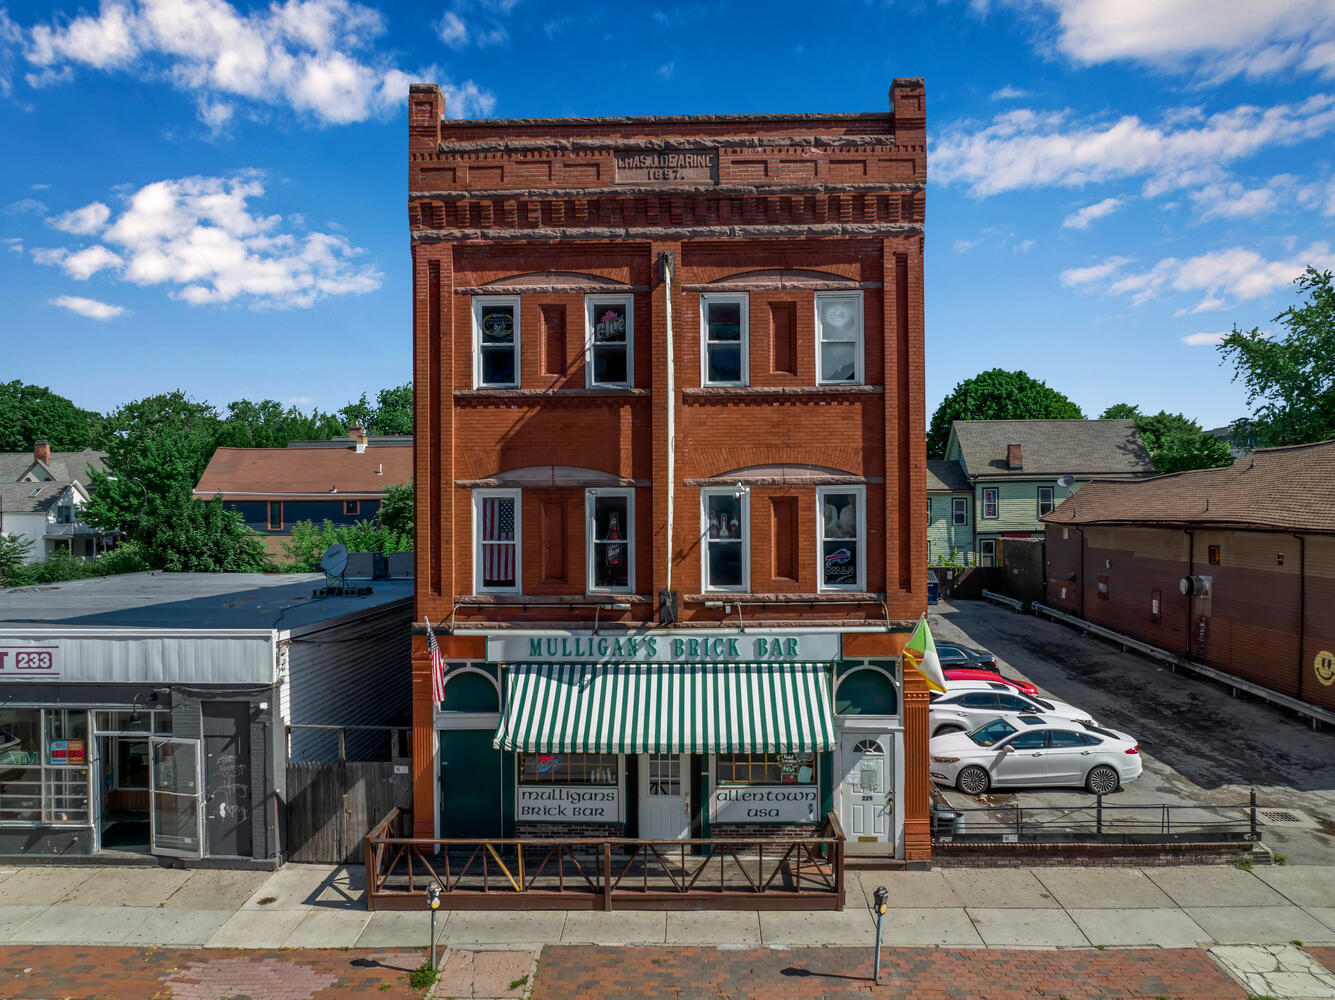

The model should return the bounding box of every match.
[956,766,990,796]
[1085,765,1119,795]
[932,725,965,739]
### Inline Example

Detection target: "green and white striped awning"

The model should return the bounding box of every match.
[493,662,836,754]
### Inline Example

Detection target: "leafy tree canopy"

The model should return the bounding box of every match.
[338,383,413,436]
[377,479,414,542]
[280,517,412,572]
[214,399,346,449]
[1099,402,1141,419]
[1218,267,1335,448]
[928,369,1084,458]
[138,488,271,573]
[0,380,101,452]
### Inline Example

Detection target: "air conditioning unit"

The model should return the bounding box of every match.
[1178,574,1212,598]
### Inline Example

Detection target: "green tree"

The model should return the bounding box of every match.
[0,533,34,587]
[338,383,413,436]
[928,369,1084,458]
[82,391,221,532]
[215,399,345,449]
[1133,411,1233,474]
[377,479,414,541]
[1100,402,1141,419]
[279,518,412,572]
[137,488,271,573]
[0,381,101,451]
[1218,267,1335,447]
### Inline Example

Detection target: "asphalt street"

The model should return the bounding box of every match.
[930,599,1335,864]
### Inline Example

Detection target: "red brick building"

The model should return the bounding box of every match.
[407,80,930,862]
[1043,440,1335,716]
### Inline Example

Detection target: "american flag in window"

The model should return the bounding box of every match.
[481,496,517,588]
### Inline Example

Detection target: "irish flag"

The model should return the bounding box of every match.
[903,615,948,693]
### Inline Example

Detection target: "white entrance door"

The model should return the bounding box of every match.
[149,737,203,859]
[838,734,892,842]
[638,754,689,840]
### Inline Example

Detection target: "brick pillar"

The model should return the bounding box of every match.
[901,664,932,861]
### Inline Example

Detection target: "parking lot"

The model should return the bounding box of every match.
[930,600,1335,864]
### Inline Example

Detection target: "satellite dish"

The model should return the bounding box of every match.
[1057,475,1076,488]
[321,543,349,581]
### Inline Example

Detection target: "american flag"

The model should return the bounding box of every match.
[482,496,516,586]
[426,617,446,705]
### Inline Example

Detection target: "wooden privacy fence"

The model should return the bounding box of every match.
[363,808,846,911]
[285,725,412,864]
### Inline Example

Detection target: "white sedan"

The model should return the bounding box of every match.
[930,717,1143,795]
[930,679,1096,738]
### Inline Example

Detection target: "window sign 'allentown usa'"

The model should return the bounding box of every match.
[486,632,842,664]
[710,785,819,824]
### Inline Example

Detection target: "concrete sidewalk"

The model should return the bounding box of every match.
[0,861,1332,952]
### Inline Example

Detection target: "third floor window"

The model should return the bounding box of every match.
[815,292,863,385]
[701,293,748,386]
[586,295,632,388]
[474,296,520,388]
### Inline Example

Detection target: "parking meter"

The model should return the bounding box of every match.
[426,883,442,970]
[873,885,889,982]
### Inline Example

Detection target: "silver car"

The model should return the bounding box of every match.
[929,679,1095,738]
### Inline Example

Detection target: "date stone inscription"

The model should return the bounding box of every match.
[615,150,717,184]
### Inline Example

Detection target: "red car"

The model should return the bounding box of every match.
[942,668,1039,697]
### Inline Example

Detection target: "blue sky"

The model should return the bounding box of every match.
[3,0,1334,428]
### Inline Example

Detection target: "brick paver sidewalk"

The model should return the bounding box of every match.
[533,945,1247,1000]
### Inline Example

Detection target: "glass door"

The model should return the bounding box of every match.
[149,737,202,859]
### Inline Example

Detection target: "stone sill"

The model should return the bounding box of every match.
[681,385,883,399]
[683,592,885,604]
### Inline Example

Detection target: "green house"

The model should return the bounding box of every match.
[929,419,1156,567]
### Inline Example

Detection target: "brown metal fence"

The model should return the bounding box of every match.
[363,808,846,911]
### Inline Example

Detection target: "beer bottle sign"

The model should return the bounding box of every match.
[605,512,624,568]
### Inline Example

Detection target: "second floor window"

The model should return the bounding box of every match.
[701,293,748,386]
[815,292,863,384]
[952,497,968,525]
[703,488,748,591]
[474,297,520,388]
[587,489,633,591]
[586,295,632,388]
[475,490,520,592]
[55,505,74,524]
[981,488,999,520]
[1037,487,1054,517]
[819,487,865,591]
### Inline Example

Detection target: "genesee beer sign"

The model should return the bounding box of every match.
[615,150,716,183]
[487,632,841,664]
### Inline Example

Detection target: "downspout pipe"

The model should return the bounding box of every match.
[1295,533,1306,695]
[1184,528,1194,659]
[660,251,676,602]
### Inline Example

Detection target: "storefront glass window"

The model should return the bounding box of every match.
[0,708,89,825]
[518,753,618,785]
[717,752,815,785]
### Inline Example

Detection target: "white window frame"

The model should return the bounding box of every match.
[817,485,866,592]
[981,487,999,520]
[951,496,968,526]
[700,486,750,593]
[1037,486,1054,518]
[584,294,634,389]
[700,292,749,387]
[814,291,864,386]
[586,488,635,593]
[472,295,521,389]
[979,539,996,567]
[473,488,522,594]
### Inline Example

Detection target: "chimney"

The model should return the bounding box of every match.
[1006,444,1023,470]
[33,441,51,465]
[349,425,368,455]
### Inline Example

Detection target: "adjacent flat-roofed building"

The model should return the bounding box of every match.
[408,81,931,863]
[1043,440,1335,715]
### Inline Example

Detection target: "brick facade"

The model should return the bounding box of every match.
[409,81,930,858]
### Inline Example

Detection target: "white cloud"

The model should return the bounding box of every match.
[1062,196,1124,229]
[438,11,468,46]
[434,1,514,49]
[18,0,495,125]
[657,61,674,79]
[4,236,24,253]
[990,85,1031,100]
[34,173,382,309]
[5,197,46,215]
[1021,0,1335,83]
[935,96,1335,197]
[1060,255,1132,287]
[1076,242,1335,309]
[49,294,129,320]
[50,201,111,234]
[1188,175,1298,220]
[953,237,982,253]
[0,9,21,98]
[1181,331,1229,346]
